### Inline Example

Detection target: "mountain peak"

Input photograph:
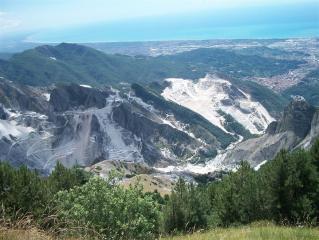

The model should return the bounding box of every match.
[56,42,83,49]
[34,44,58,57]
[55,42,98,53]
[274,97,316,138]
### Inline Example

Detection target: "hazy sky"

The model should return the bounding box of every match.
[0,0,318,42]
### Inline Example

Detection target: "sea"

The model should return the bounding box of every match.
[7,2,319,44]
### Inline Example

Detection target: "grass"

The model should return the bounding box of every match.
[1,224,318,240]
[0,228,53,240]
[122,174,174,196]
[0,228,86,240]
[162,225,319,240]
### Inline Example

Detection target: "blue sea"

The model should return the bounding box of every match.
[29,3,319,42]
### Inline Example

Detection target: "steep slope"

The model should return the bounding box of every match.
[0,43,293,119]
[156,97,319,175]
[0,79,48,113]
[131,83,236,149]
[283,69,319,107]
[0,79,317,176]
[0,80,229,173]
[220,97,318,168]
[0,43,303,88]
[161,75,275,135]
[0,43,140,86]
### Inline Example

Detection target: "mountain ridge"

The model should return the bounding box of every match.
[0,42,317,178]
[219,97,319,169]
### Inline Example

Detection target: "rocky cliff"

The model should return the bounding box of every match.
[0,77,318,176]
[220,96,318,168]
[0,80,223,174]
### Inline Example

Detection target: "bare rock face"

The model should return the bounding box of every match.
[112,102,204,165]
[0,105,8,120]
[223,97,318,168]
[222,131,300,168]
[0,78,317,176]
[297,111,319,149]
[274,96,315,138]
[49,84,111,112]
[265,121,277,134]
[0,81,220,174]
[0,79,48,113]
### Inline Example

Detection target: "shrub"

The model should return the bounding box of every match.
[54,176,161,240]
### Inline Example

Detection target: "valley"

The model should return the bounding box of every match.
[0,39,318,240]
[0,40,318,182]
[1,0,319,237]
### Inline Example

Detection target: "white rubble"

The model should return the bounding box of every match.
[161,75,275,135]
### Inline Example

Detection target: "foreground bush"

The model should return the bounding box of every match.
[0,162,90,226]
[54,176,161,240]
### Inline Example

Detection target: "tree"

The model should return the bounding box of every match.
[262,150,319,224]
[310,138,319,169]
[163,178,209,233]
[0,163,49,218]
[0,162,15,216]
[47,162,90,193]
[212,162,263,226]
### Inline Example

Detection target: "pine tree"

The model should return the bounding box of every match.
[48,162,90,193]
[311,138,319,169]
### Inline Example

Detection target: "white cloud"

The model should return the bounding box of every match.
[0,12,21,33]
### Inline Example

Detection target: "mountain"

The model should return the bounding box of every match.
[160,75,274,135]
[0,42,317,179]
[283,69,319,107]
[0,53,13,60]
[0,79,236,174]
[0,43,141,86]
[0,43,302,85]
[219,96,319,169]
[158,47,304,79]
[0,43,291,121]
[0,73,293,176]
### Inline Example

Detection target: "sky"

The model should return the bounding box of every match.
[0,0,318,43]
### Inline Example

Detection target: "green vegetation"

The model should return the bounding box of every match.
[1,224,318,240]
[132,83,235,149]
[0,43,291,116]
[284,69,319,107]
[231,79,288,115]
[161,48,303,79]
[0,44,302,88]
[217,110,253,139]
[1,140,319,239]
[233,46,308,60]
[0,163,161,239]
[0,44,140,86]
[0,162,90,221]
[55,176,160,239]
[132,84,235,148]
[162,142,319,234]
[163,224,319,240]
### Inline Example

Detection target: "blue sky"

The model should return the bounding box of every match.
[0,0,318,42]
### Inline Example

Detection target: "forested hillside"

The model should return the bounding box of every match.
[0,43,302,87]
[284,69,319,107]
